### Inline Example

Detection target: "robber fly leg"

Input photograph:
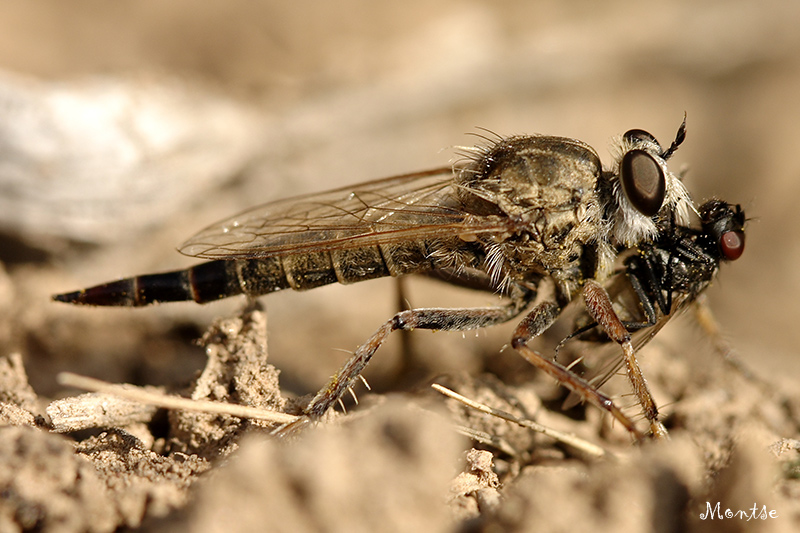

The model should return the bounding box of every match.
[269,289,539,438]
[556,257,662,357]
[310,303,530,416]
[582,279,668,439]
[510,301,646,441]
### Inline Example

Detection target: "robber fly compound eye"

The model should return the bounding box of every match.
[620,149,666,217]
[623,129,661,149]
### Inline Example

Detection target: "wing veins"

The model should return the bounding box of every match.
[178,167,506,260]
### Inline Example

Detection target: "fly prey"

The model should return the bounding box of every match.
[54,122,694,435]
[539,200,746,438]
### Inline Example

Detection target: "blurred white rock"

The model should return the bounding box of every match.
[0,71,264,244]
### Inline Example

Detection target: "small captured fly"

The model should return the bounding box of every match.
[550,200,746,438]
[55,121,697,436]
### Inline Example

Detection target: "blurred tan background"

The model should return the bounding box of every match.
[0,0,797,395]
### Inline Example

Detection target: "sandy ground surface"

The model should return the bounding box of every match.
[1,1,800,532]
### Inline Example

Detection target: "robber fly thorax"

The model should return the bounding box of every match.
[55,119,699,438]
[454,124,694,299]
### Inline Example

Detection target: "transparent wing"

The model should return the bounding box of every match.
[180,167,508,260]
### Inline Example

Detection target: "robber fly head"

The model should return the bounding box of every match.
[603,117,695,254]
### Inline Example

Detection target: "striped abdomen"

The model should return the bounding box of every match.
[53,240,451,307]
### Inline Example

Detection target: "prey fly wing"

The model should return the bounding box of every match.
[560,291,696,411]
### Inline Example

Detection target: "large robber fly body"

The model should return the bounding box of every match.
[55,122,698,437]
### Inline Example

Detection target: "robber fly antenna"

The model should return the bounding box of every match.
[661,114,687,161]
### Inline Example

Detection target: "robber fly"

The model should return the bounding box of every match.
[54,121,694,435]
[543,199,746,438]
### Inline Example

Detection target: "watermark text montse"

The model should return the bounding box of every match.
[700,502,778,520]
